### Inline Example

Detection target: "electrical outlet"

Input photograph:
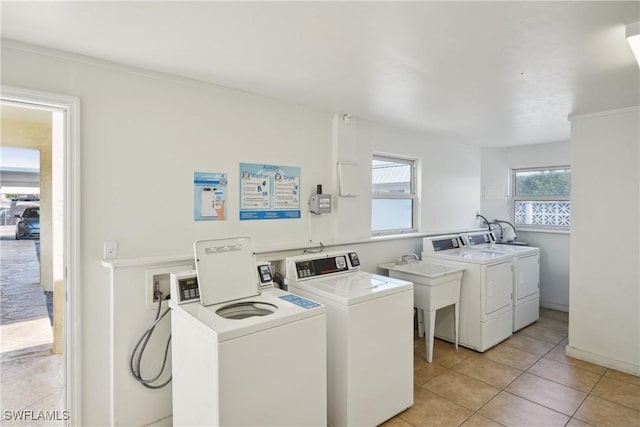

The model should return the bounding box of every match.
[145,264,193,310]
[104,241,118,259]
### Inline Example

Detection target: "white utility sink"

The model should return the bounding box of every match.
[379,260,465,363]
[380,261,464,279]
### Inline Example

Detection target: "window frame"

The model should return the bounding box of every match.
[371,153,418,236]
[511,165,571,231]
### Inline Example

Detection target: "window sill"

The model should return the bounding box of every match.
[517,228,570,235]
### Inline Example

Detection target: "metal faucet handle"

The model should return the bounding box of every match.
[399,253,420,263]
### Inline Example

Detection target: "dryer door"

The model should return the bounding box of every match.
[485,261,513,315]
[516,254,540,300]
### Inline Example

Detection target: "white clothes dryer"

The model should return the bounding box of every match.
[422,235,514,352]
[461,231,540,331]
[170,237,327,427]
[284,250,414,427]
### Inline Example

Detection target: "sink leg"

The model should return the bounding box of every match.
[426,309,436,363]
[417,308,425,337]
[454,302,459,350]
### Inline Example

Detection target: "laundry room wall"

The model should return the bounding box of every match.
[1,43,336,426]
[480,141,571,311]
[2,42,483,426]
[333,117,481,241]
[568,106,639,375]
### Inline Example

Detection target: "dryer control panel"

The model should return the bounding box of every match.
[284,250,360,282]
[423,235,461,254]
[461,232,495,247]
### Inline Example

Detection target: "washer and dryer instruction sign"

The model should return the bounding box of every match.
[194,172,228,221]
[239,163,300,220]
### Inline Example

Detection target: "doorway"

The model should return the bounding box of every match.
[0,86,80,426]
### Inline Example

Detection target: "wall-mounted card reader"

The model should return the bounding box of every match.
[309,184,332,214]
[309,194,331,214]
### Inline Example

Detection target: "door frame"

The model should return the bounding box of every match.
[1,85,81,426]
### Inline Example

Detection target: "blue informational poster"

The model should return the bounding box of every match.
[194,172,227,221]
[239,163,301,220]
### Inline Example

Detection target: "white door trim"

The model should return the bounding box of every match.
[1,85,82,427]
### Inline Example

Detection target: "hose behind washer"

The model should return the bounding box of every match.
[129,291,172,389]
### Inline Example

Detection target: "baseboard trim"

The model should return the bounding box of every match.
[540,301,568,312]
[566,345,640,376]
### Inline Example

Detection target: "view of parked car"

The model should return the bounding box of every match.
[15,206,40,240]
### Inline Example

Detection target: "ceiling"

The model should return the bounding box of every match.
[2,1,638,147]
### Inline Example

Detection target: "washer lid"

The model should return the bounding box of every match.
[290,272,413,305]
[194,237,260,306]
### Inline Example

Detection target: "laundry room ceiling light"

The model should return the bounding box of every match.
[626,21,640,66]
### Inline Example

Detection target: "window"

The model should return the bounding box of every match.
[512,167,571,228]
[372,155,417,235]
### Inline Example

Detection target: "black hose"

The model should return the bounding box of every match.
[129,292,172,389]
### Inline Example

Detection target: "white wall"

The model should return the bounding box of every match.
[334,117,481,240]
[2,44,482,426]
[480,141,571,310]
[568,107,639,375]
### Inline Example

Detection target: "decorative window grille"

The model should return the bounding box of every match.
[512,167,570,229]
[514,201,571,227]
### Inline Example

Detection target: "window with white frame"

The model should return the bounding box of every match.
[512,166,571,228]
[371,155,417,235]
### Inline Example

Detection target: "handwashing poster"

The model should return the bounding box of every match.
[239,163,300,220]
[194,172,227,221]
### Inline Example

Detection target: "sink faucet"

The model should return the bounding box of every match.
[397,253,420,264]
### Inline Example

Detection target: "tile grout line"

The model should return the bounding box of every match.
[582,371,640,414]
[454,320,570,425]
[465,330,572,425]
[405,311,639,427]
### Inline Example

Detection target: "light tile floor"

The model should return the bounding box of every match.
[383,308,640,427]
[0,238,65,426]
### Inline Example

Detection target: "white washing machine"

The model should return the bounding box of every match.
[422,235,514,352]
[284,250,414,427]
[461,231,540,331]
[170,237,327,427]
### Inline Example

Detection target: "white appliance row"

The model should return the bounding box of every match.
[422,235,515,352]
[170,239,414,427]
[460,231,540,332]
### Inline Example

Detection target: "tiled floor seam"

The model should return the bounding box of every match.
[450,354,528,390]
[444,333,566,425]
[416,363,496,426]
[501,389,572,420]
[585,373,640,413]
[522,361,604,395]
[457,409,507,427]
[602,368,640,386]
[565,417,597,427]
[449,356,528,427]
[505,381,590,419]
[467,388,508,426]
[406,314,640,427]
